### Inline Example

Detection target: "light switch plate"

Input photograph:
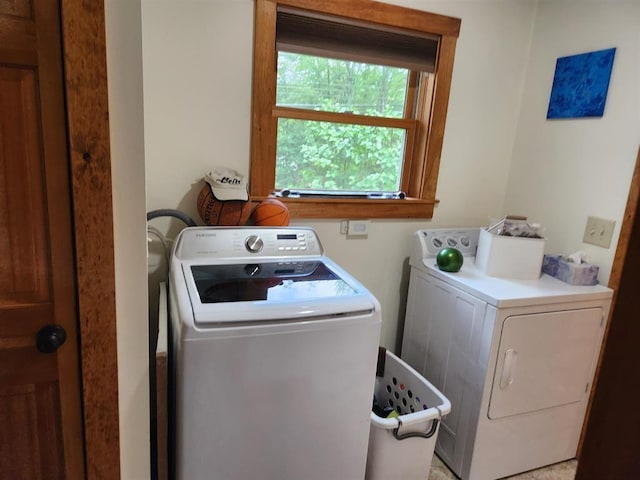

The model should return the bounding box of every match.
[583,216,616,248]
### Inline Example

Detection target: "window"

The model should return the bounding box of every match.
[251,0,461,218]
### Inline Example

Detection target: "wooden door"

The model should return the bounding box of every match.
[0,1,85,478]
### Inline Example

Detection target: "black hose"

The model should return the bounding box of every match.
[146,209,197,227]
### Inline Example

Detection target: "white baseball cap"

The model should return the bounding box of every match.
[204,168,249,201]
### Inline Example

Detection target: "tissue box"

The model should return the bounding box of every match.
[475,229,545,280]
[542,254,599,285]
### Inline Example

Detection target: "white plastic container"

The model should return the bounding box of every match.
[365,349,451,480]
[475,228,545,280]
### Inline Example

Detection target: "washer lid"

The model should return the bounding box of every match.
[191,261,357,303]
[182,259,377,325]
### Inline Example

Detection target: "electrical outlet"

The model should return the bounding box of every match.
[347,220,370,237]
[340,220,348,235]
[583,216,616,248]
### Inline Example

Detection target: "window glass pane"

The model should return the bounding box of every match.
[277,52,408,118]
[275,118,405,192]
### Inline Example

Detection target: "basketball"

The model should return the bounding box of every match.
[197,184,252,226]
[251,198,290,226]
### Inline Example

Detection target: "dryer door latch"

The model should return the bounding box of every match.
[500,348,518,390]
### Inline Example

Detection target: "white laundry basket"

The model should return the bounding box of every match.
[365,348,451,480]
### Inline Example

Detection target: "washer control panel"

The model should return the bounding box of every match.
[174,227,323,260]
[257,230,317,255]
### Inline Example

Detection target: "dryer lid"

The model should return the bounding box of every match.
[423,259,612,308]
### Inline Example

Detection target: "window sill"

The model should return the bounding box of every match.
[252,196,436,219]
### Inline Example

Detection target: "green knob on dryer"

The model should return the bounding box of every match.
[436,248,464,272]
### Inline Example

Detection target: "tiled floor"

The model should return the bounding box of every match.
[428,454,577,480]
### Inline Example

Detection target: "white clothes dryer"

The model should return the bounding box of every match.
[169,227,381,480]
[401,228,612,480]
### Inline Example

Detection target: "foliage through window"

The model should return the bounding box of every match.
[276,54,409,192]
[251,0,461,218]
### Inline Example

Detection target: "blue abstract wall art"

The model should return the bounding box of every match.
[546,48,616,119]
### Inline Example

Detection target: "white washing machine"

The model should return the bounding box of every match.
[169,227,381,480]
[401,228,612,480]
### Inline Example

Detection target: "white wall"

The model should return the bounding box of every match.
[105,1,151,479]
[142,0,255,232]
[505,0,640,285]
[142,0,537,349]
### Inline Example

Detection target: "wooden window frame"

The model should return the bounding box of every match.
[251,0,461,219]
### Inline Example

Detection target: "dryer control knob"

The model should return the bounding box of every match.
[245,235,264,253]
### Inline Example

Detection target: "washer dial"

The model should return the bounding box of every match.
[245,235,264,253]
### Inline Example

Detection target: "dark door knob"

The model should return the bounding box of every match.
[36,324,67,353]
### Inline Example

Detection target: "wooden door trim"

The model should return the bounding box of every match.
[607,146,640,294]
[577,145,640,458]
[576,147,640,476]
[60,1,121,478]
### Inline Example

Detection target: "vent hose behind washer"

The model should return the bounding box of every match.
[146,209,197,227]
